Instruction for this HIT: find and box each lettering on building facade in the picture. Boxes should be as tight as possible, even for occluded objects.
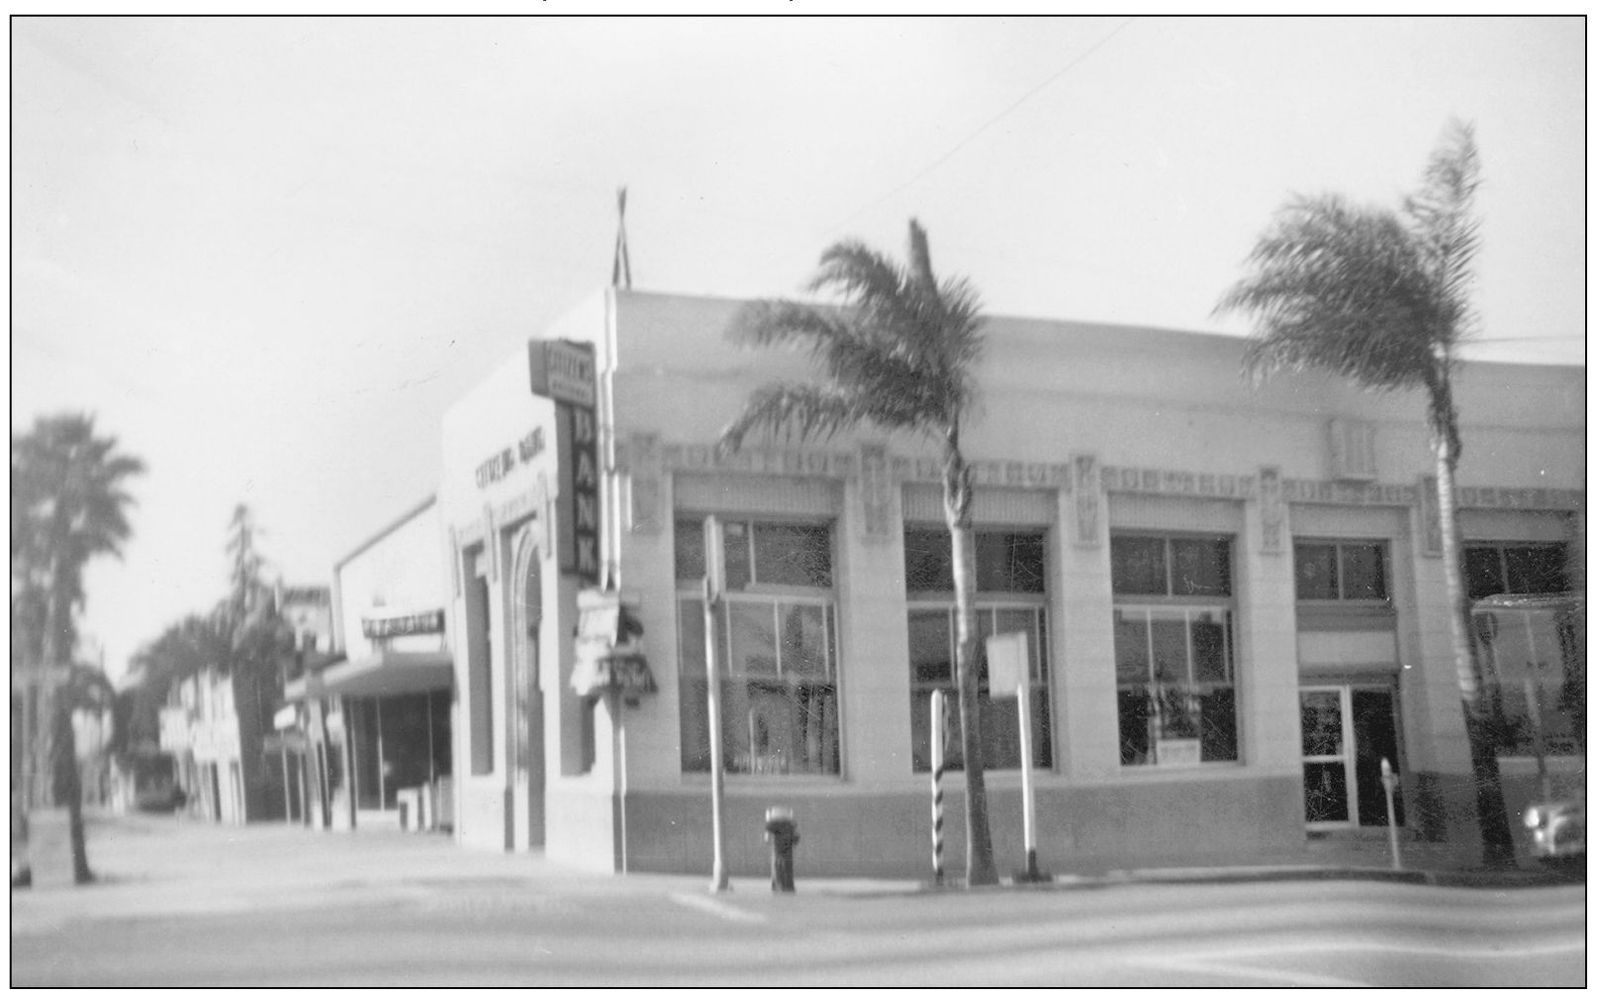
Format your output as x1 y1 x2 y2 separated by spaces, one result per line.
361 609 447 639
475 427 545 490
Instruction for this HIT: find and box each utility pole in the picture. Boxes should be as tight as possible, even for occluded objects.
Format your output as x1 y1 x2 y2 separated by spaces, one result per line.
703 515 729 892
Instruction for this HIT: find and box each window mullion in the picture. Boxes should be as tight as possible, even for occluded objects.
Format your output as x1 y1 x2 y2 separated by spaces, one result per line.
771 600 784 679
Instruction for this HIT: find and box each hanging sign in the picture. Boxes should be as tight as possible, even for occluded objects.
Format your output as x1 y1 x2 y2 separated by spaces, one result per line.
570 589 655 702
532 339 601 585
530 339 597 407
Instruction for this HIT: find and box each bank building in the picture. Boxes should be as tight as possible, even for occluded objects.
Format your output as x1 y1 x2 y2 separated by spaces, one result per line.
294 287 1583 879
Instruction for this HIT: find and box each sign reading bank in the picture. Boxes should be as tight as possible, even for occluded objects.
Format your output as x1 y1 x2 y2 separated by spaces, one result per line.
530 340 601 586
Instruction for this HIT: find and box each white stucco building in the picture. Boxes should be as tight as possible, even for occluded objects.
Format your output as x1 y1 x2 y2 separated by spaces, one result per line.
419 288 1583 877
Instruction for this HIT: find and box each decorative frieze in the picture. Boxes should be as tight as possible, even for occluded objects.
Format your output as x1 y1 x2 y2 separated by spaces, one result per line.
1457 486 1584 511
448 526 463 598
891 455 1071 489
657 442 857 478
625 432 664 534
1100 465 1258 499
858 443 893 539
1258 466 1285 554
1328 418 1378 481
1282 479 1418 506
1071 453 1101 548
1418 475 1443 557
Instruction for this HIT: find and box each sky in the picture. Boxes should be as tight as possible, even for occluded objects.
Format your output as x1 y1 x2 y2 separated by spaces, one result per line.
10 14 1586 682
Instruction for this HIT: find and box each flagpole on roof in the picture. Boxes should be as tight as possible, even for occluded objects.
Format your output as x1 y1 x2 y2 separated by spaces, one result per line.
611 186 632 290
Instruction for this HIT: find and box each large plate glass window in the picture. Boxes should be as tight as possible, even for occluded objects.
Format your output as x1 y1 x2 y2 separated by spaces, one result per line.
1465 542 1581 758
904 528 1050 772
1112 534 1238 766
676 518 839 776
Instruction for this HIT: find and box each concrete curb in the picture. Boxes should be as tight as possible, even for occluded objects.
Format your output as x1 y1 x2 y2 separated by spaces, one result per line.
841 863 1584 897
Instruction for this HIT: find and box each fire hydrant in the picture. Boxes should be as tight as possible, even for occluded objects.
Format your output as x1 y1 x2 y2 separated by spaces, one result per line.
764 806 798 893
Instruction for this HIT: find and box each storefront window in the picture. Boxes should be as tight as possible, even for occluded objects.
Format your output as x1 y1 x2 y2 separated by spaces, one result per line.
1295 541 1388 601
904 528 1051 772
1465 542 1571 601
1472 596 1585 758
1112 533 1238 767
676 517 840 776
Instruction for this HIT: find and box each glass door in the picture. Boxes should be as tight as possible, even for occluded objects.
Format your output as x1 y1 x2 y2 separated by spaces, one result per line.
1300 688 1352 826
1300 684 1404 829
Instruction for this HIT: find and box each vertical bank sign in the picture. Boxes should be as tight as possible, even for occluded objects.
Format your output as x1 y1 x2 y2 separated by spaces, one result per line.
530 340 601 585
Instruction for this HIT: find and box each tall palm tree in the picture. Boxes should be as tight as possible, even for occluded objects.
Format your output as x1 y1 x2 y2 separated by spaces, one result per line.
718 219 999 885
1216 120 1515 867
10 413 144 882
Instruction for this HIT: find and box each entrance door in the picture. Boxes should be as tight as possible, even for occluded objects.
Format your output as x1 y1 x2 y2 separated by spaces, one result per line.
1300 684 1404 828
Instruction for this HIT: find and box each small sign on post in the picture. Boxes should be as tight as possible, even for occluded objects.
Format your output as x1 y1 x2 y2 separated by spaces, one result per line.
985 631 1046 883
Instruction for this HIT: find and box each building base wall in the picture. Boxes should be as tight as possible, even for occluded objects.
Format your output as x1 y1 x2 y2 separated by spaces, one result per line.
616 774 1304 878
455 778 511 851
544 783 619 873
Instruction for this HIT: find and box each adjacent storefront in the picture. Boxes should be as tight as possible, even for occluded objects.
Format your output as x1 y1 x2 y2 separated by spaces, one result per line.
286 498 454 831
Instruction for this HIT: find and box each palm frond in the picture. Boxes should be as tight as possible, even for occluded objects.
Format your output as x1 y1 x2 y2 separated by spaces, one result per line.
721 221 986 454
1218 194 1443 392
717 383 867 455
1403 118 1481 350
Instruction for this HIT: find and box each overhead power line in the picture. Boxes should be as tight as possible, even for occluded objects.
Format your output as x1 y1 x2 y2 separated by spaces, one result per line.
828 16 1139 237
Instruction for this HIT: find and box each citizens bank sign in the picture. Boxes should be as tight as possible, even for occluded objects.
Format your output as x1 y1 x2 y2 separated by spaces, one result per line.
530 340 601 586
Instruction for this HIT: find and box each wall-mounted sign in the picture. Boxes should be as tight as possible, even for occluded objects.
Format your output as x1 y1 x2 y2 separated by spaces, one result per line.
529 339 598 407
361 609 447 639
535 339 601 585
570 589 654 703
475 427 546 489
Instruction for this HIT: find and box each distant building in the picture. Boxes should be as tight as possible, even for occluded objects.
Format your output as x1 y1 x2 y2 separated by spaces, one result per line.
158 586 333 825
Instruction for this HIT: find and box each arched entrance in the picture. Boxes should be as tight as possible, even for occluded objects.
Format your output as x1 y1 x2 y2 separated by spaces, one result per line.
508 526 546 849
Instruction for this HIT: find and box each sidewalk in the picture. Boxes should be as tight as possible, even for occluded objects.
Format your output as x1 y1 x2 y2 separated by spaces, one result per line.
10 810 1577 935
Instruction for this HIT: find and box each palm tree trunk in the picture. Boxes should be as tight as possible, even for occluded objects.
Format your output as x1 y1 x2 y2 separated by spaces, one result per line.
33 562 70 809
1431 376 1515 869
943 431 998 886
52 700 93 883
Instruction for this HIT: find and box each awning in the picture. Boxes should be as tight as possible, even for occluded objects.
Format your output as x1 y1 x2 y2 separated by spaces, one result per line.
284 649 453 701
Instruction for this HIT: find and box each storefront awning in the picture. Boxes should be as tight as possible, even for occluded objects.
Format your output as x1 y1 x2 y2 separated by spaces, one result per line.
285 649 453 701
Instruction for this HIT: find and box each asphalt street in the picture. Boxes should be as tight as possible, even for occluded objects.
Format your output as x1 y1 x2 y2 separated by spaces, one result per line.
10 814 1586 987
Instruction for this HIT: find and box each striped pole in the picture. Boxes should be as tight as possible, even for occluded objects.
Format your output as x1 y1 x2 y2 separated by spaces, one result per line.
930 688 946 886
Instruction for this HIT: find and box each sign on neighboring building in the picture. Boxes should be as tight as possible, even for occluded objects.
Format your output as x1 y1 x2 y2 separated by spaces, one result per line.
361 609 447 639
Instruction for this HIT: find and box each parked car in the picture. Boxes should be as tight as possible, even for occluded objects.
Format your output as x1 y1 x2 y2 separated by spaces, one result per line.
1524 797 1585 872
134 780 186 814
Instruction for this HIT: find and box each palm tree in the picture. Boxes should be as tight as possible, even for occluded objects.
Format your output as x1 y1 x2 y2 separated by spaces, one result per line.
1216 120 1514 867
10 413 144 882
718 219 999 885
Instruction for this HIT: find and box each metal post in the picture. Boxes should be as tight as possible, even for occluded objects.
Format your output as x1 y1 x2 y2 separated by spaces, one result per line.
703 515 729 892
1524 677 1552 804
1380 757 1401 870
930 689 946 886
1017 670 1039 881
280 743 293 821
